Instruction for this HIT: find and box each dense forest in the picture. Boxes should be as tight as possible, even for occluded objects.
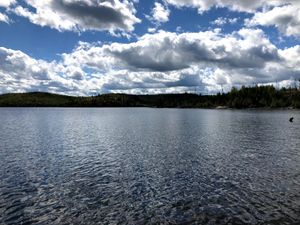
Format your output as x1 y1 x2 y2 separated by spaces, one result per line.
0 85 299 108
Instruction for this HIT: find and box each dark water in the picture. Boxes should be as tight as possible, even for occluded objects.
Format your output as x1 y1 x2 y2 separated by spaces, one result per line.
0 108 300 225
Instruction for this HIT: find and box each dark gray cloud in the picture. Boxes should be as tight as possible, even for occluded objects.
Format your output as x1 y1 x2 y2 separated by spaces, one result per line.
13 0 140 32
101 72 204 91
51 0 135 31
166 74 203 87
111 46 190 72
219 46 280 69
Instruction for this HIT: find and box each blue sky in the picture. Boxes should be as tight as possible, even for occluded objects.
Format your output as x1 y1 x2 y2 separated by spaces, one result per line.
0 0 300 95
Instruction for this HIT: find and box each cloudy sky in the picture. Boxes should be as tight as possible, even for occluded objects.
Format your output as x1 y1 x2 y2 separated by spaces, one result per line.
0 0 300 95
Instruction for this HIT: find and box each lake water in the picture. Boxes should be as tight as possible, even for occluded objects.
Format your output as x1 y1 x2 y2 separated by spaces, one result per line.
0 108 300 225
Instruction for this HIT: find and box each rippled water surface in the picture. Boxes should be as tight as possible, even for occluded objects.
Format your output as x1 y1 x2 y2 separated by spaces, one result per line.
1 108 300 225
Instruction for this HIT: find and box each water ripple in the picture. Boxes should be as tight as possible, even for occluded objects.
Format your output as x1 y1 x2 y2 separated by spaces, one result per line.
0 108 300 224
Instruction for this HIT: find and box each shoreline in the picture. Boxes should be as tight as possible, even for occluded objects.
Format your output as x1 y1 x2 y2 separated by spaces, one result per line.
1 87 299 109
0 106 299 110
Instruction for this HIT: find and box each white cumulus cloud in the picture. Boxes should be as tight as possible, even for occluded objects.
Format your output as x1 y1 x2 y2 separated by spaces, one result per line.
211 17 238 26
0 0 15 8
246 4 300 38
0 12 9 23
1 28 300 95
165 0 299 13
165 0 300 37
151 2 170 23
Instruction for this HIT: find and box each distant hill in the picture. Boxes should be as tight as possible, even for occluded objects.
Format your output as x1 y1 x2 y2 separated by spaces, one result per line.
0 92 76 107
0 86 299 108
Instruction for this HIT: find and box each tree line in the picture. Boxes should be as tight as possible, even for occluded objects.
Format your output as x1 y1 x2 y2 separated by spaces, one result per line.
0 85 299 108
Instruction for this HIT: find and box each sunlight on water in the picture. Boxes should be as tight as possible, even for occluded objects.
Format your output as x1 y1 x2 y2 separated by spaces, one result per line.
0 108 300 224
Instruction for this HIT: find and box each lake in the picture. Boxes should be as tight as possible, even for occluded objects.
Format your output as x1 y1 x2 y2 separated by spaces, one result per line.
0 108 300 225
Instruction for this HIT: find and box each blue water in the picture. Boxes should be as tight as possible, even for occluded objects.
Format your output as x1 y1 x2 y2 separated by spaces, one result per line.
0 108 300 224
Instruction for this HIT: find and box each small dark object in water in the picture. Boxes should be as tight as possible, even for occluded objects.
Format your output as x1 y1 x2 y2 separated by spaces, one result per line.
289 117 294 123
